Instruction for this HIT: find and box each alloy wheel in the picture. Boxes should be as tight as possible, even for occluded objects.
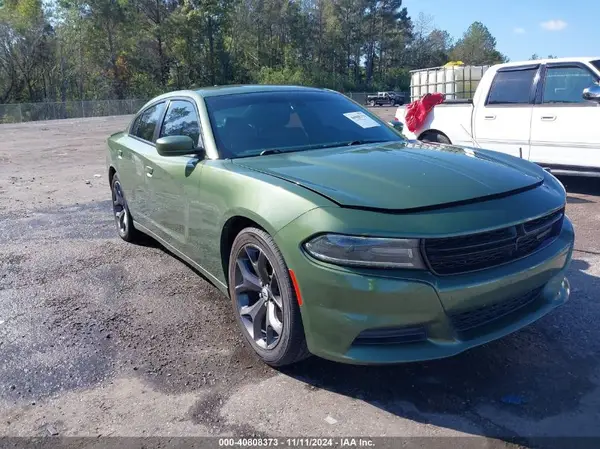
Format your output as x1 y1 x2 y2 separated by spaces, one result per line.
234 244 284 349
111 180 128 236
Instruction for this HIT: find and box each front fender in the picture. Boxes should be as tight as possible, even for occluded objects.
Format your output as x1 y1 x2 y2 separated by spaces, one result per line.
189 160 335 287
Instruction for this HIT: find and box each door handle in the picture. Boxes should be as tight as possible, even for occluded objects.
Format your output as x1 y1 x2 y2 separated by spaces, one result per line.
484 115 496 120
145 166 154 177
117 149 123 159
541 116 556 121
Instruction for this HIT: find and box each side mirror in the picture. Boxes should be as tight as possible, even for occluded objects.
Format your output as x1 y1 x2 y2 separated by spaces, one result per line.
388 120 404 133
156 135 203 157
582 83 600 103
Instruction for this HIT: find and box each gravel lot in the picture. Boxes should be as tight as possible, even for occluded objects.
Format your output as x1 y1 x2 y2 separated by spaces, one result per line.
1 108 600 447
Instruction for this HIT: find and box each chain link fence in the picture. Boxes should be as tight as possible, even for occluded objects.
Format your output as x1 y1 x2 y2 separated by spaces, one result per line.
0 99 149 124
344 92 369 105
0 93 399 124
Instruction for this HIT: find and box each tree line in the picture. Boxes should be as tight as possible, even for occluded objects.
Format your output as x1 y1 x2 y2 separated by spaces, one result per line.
0 0 510 104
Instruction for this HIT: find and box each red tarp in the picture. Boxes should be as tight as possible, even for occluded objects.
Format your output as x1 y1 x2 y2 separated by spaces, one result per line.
404 93 444 133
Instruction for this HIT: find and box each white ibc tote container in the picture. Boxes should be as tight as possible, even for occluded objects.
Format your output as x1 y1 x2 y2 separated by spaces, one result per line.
410 64 490 101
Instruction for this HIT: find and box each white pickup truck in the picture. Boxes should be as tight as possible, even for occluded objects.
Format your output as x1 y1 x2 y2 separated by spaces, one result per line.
395 57 600 176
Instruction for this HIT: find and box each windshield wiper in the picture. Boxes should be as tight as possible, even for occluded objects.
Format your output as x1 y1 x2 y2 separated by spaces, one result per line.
259 148 285 156
346 139 391 146
309 139 393 151
255 140 393 156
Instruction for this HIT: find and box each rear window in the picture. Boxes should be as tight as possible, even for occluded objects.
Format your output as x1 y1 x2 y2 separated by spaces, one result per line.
486 68 537 105
204 91 403 158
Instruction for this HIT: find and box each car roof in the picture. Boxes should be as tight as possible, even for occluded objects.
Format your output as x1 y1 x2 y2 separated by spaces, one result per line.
497 56 600 68
139 85 335 111
194 84 329 97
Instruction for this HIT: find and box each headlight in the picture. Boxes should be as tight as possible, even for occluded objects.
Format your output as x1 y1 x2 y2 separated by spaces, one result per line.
303 234 426 269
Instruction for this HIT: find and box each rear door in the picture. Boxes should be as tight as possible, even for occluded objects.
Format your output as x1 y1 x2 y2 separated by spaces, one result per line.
529 62 600 171
473 64 539 158
122 101 167 225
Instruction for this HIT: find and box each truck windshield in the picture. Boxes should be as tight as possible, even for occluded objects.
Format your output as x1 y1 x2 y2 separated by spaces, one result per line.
205 91 404 159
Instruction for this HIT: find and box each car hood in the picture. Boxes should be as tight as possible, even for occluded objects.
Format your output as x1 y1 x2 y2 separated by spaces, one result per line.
233 141 545 211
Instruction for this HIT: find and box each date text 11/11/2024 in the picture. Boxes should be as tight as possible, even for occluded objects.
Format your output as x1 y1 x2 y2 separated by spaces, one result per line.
218 438 376 447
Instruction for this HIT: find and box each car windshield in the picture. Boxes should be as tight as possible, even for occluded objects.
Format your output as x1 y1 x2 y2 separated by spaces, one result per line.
592 59 600 73
204 90 404 158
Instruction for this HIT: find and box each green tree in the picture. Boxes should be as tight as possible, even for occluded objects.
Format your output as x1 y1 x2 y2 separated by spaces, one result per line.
0 0 509 105
450 21 506 65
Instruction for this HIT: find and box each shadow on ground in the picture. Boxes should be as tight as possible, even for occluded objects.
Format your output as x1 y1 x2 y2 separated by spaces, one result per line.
559 175 600 198
280 259 600 446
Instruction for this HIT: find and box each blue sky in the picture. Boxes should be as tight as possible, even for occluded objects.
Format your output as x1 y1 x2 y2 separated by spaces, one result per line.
402 0 598 62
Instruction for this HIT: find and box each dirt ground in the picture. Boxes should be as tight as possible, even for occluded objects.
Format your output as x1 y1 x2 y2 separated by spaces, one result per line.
1 109 600 448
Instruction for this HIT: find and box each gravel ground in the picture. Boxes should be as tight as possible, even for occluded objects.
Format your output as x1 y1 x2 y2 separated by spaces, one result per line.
1 109 600 448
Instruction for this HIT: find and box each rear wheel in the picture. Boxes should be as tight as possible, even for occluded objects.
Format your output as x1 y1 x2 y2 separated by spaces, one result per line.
369 100 376 107
111 173 141 242
228 227 310 366
421 132 451 145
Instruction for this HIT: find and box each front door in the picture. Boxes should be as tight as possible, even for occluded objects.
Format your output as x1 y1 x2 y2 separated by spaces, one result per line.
529 63 600 170
473 65 538 158
144 99 203 249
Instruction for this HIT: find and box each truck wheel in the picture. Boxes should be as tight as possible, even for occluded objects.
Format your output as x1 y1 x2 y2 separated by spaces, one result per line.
369 100 375 107
422 132 451 145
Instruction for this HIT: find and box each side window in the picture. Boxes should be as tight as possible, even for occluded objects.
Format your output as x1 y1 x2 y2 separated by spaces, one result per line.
130 115 141 135
134 102 165 142
543 66 599 104
159 100 201 144
486 68 537 105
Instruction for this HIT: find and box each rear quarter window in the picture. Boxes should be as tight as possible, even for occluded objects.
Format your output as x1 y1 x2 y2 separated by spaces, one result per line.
130 114 143 135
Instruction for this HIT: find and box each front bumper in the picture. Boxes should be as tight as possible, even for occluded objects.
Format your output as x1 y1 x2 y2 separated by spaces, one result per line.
280 217 574 365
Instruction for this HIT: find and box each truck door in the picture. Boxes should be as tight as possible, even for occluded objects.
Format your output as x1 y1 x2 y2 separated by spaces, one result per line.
473 64 539 158
529 62 600 171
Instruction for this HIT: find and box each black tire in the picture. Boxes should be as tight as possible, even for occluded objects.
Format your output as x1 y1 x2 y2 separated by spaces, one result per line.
228 227 310 366
369 100 376 107
110 173 141 243
421 132 451 145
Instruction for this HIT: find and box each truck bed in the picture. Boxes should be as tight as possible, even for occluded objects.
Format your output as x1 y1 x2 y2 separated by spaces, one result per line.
395 102 475 145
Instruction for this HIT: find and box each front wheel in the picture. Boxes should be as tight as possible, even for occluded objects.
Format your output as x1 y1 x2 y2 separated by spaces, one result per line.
228 227 310 366
369 100 376 107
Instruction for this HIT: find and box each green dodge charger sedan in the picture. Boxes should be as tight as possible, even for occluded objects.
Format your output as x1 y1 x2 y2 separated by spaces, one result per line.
106 85 574 366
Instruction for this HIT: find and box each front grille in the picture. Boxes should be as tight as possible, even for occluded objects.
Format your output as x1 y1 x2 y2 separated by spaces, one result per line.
449 287 544 333
353 326 427 346
423 208 564 275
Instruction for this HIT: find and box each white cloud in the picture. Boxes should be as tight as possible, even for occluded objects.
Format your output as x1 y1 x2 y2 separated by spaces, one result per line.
513 27 526 34
540 20 568 31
